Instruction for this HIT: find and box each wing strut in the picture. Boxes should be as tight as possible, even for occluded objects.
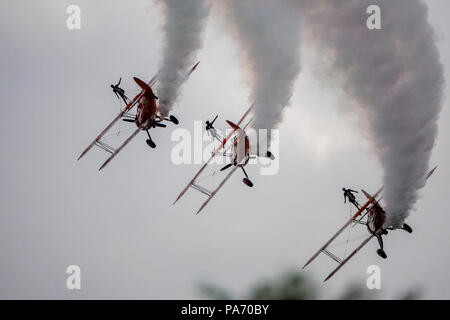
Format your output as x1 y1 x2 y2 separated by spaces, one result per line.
324 234 375 282
98 125 143 171
196 166 239 214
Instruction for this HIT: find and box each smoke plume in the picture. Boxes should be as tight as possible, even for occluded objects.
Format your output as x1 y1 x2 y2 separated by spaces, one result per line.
155 0 210 116
223 0 302 130
301 0 444 228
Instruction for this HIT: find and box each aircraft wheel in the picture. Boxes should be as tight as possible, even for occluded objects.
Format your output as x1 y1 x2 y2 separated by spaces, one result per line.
170 115 179 125
243 178 253 187
377 249 387 259
146 139 156 148
402 223 413 233
266 151 275 160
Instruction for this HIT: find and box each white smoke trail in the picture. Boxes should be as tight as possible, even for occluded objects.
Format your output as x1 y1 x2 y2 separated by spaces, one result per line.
155 0 210 116
301 0 444 228
223 0 302 130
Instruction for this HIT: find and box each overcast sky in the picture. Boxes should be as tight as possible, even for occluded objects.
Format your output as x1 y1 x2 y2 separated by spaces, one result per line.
0 0 449 299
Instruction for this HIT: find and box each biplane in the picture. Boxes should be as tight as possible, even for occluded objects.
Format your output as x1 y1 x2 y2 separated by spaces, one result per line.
302 166 437 282
77 62 200 170
173 104 275 214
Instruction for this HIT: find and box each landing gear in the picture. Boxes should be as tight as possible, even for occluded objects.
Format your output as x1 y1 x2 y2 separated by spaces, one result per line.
376 234 387 259
146 130 156 148
243 178 253 187
377 249 387 259
241 167 253 187
402 223 413 233
146 139 156 148
154 122 167 128
266 151 275 160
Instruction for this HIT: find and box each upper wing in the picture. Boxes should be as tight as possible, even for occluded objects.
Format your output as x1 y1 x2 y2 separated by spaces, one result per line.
173 104 254 205
242 115 254 131
302 186 383 269
182 61 200 82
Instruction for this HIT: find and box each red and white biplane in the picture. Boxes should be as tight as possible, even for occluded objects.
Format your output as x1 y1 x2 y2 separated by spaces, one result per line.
173 104 275 214
302 166 437 282
77 62 200 170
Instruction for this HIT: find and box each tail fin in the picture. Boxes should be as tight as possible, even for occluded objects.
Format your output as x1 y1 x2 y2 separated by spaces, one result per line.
226 120 240 130
133 77 154 94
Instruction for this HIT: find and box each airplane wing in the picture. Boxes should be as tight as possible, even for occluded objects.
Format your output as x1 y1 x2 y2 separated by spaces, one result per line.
182 61 200 82
302 186 383 269
173 104 254 208
242 115 254 131
77 94 142 161
361 189 380 204
323 234 375 282
98 125 143 171
77 71 160 162
196 165 239 214
148 69 161 87
357 166 436 225
425 166 437 181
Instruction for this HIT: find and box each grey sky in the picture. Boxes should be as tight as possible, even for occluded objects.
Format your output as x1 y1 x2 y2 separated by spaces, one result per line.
0 0 449 299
